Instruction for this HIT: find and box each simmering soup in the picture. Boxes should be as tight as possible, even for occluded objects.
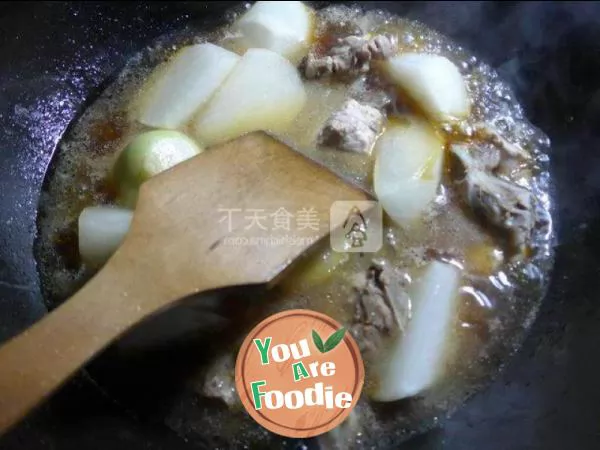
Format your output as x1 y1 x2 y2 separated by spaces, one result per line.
35 2 554 448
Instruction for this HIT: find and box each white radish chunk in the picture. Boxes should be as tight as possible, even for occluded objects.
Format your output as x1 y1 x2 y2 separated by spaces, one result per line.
131 43 240 129
372 261 461 402
383 54 470 121
193 48 306 146
112 130 202 207
234 1 314 63
373 118 444 226
78 206 133 269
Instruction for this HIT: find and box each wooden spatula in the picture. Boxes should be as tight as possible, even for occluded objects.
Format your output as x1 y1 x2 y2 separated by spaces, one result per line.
0 132 372 434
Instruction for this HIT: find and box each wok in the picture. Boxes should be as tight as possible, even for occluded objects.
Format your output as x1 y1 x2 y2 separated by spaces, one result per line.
0 1 599 449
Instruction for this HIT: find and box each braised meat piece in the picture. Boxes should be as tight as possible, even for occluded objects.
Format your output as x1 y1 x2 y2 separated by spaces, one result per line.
304 34 398 79
349 261 411 357
318 99 384 154
451 144 534 257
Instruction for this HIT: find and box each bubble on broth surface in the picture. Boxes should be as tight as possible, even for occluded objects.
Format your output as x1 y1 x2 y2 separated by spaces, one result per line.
34 4 554 448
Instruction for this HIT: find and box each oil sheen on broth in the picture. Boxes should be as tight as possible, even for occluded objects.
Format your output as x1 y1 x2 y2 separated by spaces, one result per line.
35 3 554 449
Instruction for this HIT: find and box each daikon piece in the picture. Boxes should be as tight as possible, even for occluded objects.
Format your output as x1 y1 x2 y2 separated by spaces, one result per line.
112 130 202 207
78 206 133 268
371 260 461 402
234 1 314 63
131 43 240 129
193 48 306 146
373 118 444 226
383 54 470 121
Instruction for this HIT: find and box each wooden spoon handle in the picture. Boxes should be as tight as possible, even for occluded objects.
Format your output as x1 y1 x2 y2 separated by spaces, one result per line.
0 246 183 435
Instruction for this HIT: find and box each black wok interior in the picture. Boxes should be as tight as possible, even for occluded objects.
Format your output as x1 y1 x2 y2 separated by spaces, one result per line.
1 1 600 449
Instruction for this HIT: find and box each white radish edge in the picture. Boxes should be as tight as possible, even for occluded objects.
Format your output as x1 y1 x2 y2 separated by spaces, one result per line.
371 260 462 402
383 53 470 121
193 48 307 146
132 43 240 129
373 118 444 226
234 1 314 63
78 206 133 269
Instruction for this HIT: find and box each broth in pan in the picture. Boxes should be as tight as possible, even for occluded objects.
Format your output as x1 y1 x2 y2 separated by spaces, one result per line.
36 2 553 448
